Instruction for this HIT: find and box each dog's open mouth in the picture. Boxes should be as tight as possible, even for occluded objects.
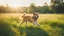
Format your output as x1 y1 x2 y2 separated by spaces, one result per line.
32 16 39 20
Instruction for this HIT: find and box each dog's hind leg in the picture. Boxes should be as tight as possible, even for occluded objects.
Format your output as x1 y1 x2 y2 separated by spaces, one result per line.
26 21 28 27
19 20 25 26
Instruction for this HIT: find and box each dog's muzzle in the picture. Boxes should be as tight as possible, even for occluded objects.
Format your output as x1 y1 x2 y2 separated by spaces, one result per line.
32 16 39 20
36 16 39 18
34 16 39 20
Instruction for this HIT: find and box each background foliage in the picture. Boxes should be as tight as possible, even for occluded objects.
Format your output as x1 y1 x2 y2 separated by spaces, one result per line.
0 0 64 13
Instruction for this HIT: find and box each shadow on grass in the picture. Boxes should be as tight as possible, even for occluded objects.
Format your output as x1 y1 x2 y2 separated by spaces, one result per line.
50 21 64 29
0 17 49 36
50 22 64 36
0 19 15 36
19 26 49 36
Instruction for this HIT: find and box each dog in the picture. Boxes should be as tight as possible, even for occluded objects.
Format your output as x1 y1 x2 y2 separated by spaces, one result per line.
19 12 40 26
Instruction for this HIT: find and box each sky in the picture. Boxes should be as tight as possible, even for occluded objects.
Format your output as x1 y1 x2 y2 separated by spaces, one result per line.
0 0 51 7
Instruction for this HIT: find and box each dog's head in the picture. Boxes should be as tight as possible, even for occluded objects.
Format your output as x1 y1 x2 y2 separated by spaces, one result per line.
32 12 39 20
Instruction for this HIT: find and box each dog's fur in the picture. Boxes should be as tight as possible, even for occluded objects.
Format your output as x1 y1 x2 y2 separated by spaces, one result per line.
19 12 40 26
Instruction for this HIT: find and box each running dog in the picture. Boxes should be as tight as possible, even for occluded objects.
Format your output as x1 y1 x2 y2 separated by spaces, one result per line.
19 12 40 26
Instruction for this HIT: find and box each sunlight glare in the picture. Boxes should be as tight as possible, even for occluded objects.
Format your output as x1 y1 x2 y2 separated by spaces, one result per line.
0 0 51 7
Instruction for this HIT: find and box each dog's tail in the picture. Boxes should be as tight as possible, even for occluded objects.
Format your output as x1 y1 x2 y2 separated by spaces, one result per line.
21 13 26 18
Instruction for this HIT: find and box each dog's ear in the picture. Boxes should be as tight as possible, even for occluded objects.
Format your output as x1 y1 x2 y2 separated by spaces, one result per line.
33 12 36 15
37 12 39 14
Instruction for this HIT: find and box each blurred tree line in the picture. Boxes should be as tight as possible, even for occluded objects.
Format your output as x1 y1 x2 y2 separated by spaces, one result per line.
27 3 54 13
0 0 64 13
0 4 17 13
50 0 64 13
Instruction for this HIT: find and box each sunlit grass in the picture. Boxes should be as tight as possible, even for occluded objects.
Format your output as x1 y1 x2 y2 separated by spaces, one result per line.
0 13 64 36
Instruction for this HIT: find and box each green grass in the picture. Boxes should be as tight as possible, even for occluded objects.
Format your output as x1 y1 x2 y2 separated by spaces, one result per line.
0 13 64 36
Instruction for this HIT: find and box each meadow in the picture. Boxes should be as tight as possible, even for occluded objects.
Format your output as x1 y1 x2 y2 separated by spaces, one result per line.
0 13 64 36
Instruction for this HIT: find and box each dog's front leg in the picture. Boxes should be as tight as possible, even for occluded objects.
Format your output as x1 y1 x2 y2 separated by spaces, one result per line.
33 21 40 26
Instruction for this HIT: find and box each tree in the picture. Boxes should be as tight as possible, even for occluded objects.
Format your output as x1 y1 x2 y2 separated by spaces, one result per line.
0 5 6 13
28 3 37 13
38 2 52 13
50 0 64 13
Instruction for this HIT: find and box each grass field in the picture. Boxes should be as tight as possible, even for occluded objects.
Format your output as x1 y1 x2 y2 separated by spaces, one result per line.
0 13 64 36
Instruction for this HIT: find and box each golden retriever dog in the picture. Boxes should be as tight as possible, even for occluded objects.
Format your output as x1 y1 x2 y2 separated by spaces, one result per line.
19 12 40 26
